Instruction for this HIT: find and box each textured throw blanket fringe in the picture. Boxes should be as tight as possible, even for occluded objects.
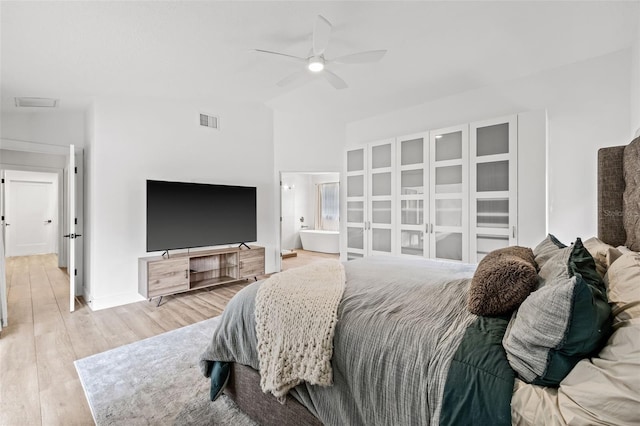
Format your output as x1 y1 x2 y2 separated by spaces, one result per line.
255 259 346 401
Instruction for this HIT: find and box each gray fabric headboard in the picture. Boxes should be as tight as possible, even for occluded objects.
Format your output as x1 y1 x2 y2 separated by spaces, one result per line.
598 136 640 248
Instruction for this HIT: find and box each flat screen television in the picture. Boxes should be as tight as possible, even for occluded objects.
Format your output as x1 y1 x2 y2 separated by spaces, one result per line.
146 180 257 252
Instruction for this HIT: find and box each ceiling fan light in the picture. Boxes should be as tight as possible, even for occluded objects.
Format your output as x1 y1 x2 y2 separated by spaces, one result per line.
308 61 324 72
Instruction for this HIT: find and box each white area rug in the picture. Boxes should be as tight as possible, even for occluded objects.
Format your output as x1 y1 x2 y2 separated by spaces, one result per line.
74 316 256 425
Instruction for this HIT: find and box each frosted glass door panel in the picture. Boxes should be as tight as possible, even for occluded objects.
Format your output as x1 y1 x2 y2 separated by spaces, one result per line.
436 199 462 227
372 200 392 224
477 161 509 192
477 123 509 156
477 199 509 228
347 149 365 172
372 144 392 169
372 173 392 196
347 175 364 197
435 165 462 193
435 132 463 161
401 138 424 165
347 227 364 250
435 232 462 261
372 229 392 253
401 169 424 194
401 230 423 256
477 235 509 261
401 200 423 225
347 201 364 223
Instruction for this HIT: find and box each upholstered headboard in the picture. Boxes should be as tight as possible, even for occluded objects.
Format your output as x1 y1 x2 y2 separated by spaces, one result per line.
598 136 640 249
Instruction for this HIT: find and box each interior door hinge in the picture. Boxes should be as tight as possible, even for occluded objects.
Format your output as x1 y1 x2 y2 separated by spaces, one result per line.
1 178 4 183
75 218 78 225
74 167 77 174
74 269 77 276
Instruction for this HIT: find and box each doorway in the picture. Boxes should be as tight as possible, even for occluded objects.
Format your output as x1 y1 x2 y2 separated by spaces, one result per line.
279 171 340 271
4 170 59 257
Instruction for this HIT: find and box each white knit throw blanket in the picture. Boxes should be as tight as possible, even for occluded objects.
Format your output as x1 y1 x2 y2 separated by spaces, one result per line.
254 259 346 401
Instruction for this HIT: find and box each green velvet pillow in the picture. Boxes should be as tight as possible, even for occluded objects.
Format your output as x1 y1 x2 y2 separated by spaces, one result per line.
503 238 612 386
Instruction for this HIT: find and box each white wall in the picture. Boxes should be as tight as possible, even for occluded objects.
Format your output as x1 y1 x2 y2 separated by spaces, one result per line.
347 49 631 245
1 111 86 147
273 110 345 173
281 174 312 250
85 97 275 310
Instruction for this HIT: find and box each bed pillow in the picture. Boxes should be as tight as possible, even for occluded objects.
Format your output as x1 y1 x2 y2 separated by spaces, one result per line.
532 234 566 270
583 237 623 278
468 246 538 316
503 238 612 387
604 252 640 326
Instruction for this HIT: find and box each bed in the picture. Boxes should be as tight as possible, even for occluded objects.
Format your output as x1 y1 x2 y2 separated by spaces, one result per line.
200 137 640 425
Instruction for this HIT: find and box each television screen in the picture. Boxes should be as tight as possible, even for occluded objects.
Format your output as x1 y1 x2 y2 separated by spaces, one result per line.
146 180 257 252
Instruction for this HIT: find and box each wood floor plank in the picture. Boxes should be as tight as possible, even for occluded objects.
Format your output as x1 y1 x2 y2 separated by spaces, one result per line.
0 250 331 425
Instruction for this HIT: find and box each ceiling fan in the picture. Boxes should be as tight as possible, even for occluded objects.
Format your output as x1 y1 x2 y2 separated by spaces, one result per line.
254 15 387 90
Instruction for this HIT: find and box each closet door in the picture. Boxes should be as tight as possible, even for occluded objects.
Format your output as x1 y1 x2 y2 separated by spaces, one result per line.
470 115 518 262
429 125 469 262
397 133 429 257
345 146 368 260
368 140 395 256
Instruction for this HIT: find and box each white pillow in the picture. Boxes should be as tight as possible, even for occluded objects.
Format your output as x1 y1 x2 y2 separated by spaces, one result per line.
604 252 640 327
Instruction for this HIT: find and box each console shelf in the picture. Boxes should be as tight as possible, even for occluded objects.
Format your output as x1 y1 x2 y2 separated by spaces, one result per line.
138 245 264 304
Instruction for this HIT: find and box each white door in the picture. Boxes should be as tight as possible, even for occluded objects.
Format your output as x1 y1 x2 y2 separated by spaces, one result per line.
5 171 58 257
344 146 368 260
429 125 470 262
368 139 395 256
469 115 518 262
67 145 77 312
397 133 429 257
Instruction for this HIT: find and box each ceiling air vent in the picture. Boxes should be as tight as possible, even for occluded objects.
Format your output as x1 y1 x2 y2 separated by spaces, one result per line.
15 97 59 108
199 113 219 130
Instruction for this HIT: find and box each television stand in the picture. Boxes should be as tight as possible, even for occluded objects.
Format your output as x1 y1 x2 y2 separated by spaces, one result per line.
138 245 265 305
238 242 251 250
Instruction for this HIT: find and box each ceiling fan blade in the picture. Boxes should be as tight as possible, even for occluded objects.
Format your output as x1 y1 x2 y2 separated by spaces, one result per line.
323 69 348 90
276 70 312 87
253 49 306 62
332 50 387 64
313 15 332 55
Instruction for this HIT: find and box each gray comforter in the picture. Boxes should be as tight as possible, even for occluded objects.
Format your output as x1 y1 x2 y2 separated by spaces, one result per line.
200 256 477 425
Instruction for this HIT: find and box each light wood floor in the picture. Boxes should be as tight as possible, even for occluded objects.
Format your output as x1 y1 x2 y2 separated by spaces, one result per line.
0 249 337 425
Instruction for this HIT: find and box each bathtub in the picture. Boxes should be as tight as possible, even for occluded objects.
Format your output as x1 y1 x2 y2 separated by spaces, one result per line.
299 229 340 254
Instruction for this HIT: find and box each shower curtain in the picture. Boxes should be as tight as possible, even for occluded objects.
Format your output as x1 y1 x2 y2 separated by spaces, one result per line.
315 182 340 231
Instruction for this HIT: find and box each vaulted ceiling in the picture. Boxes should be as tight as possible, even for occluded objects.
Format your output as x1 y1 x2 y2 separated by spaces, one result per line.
2 1 639 122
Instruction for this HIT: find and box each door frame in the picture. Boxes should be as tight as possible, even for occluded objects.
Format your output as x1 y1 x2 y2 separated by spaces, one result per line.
277 170 341 272
0 139 84 295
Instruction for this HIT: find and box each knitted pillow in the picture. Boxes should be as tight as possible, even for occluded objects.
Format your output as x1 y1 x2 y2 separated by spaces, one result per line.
468 246 538 316
503 238 612 387
532 234 566 270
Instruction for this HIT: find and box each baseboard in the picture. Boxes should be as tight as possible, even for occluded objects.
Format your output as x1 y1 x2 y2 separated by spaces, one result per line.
84 289 145 311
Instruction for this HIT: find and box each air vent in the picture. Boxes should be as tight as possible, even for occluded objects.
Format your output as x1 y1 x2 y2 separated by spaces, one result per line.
15 97 59 108
199 113 219 130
